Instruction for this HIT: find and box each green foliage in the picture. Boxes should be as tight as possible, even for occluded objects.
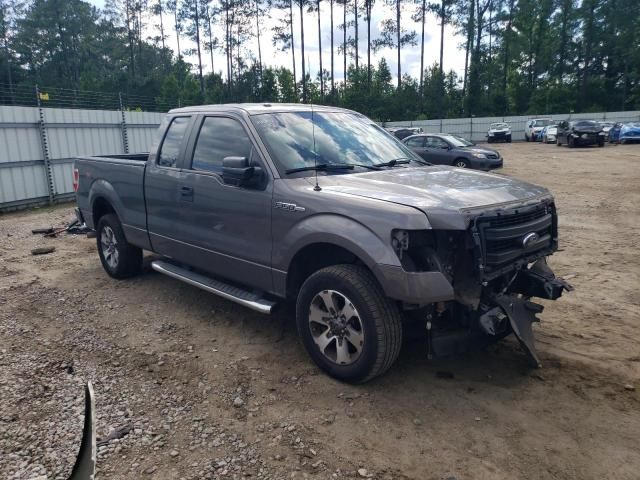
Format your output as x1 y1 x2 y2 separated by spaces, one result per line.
0 0 638 118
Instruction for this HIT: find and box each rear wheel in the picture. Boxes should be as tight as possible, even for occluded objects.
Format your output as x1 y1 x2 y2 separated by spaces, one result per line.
525 133 530 142
453 158 469 168
598 139 605 147
296 265 402 383
96 214 142 279
568 136 575 148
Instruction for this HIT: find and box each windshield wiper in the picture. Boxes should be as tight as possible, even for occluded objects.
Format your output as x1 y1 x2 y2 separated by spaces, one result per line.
286 162 384 174
285 163 354 174
377 158 412 168
380 156 432 167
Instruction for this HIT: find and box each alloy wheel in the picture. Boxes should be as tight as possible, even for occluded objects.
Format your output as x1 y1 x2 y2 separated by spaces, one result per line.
308 290 365 365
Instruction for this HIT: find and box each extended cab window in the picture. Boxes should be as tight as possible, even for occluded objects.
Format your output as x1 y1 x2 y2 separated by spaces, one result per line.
158 116 190 167
192 117 253 173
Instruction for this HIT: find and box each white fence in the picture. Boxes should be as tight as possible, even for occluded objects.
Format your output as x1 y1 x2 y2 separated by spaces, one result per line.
0 106 164 211
384 111 640 143
2 106 640 212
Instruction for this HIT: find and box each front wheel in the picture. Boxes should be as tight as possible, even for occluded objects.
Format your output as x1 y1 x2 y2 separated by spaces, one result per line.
507 136 512 143
568 136 575 148
96 214 142 279
454 158 470 168
296 265 403 383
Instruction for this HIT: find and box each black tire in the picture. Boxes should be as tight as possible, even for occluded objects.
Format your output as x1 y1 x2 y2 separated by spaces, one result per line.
96 213 142 279
556 138 562 147
568 136 575 148
525 134 530 142
453 158 469 168
295 264 403 383
598 139 604 147
507 136 512 143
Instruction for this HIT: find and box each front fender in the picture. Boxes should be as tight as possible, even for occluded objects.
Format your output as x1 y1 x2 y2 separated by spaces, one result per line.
277 213 400 273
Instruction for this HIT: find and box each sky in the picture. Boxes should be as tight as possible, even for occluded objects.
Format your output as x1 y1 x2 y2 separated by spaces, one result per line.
89 0 467 84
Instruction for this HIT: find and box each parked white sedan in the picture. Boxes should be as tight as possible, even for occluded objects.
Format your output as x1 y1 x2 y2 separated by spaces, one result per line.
541 125 559 143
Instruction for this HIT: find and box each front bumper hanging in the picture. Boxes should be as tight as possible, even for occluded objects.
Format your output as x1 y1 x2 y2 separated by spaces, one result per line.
493 259 573 367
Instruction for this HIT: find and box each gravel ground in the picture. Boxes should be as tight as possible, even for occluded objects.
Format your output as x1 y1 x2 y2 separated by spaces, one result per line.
1 142 639 480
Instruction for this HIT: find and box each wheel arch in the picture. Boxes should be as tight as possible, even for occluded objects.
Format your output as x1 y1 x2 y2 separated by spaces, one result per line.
285 242 376 300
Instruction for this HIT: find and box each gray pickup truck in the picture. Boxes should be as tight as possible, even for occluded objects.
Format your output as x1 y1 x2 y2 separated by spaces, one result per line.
74 103 572 383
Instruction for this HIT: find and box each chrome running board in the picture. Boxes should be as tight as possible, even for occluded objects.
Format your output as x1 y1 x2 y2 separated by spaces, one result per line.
151 260 276 314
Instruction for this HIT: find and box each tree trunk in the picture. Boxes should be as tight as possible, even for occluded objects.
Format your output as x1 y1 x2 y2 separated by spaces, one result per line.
343 0 347 82
330 0 335 94
158 0 166 50
581 0 595 108
396 0 401 89
225 0 232 89
461 0 474 100
207 6 214 72
317 0 324 98
366 0 371 88
125 1 136 78
299 1 307 101
502 0 514 97
256 0 263 76
174 9 182 60
194 0 205 94
354 0 358 71
289 0 297 94
439 0 445 74
419 0 426 92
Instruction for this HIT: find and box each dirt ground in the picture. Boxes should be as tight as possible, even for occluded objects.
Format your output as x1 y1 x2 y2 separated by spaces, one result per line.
1 142 639 480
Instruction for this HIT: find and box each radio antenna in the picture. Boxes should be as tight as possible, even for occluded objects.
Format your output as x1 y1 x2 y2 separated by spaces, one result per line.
311 103 321 191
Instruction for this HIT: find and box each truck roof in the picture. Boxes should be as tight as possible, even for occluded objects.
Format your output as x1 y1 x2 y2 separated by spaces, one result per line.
169 103 357 116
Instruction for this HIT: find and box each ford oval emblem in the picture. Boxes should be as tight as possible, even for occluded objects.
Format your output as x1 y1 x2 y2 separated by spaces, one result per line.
522 232 539 248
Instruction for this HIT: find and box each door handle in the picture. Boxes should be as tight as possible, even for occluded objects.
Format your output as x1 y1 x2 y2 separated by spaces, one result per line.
180 185 194 201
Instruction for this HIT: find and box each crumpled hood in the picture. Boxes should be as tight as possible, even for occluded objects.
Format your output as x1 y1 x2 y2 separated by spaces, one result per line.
319 166 551 228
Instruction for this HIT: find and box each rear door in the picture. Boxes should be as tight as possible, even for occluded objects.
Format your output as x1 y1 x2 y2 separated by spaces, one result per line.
404 136 427 160
175 114 274 292
145 115 195 256
424 136 452 165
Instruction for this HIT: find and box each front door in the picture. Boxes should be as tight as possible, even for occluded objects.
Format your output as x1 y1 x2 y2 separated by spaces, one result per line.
424 136 452 165
176 115 274 293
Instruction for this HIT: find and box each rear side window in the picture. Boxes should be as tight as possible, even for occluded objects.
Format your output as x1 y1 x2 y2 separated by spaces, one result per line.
191 117 253 173
405 137 424 147
158 116 190 167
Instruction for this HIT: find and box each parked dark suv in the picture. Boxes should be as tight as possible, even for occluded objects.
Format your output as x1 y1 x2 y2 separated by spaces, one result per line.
403 133 503 170
556 120 605 148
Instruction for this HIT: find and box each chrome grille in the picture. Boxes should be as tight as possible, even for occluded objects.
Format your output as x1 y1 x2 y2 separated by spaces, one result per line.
472 203 556 277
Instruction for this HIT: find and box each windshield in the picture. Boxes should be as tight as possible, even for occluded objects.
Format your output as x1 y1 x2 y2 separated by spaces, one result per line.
491 123 508 129
251 111 420 175
534 119 551 127
441 134 474 147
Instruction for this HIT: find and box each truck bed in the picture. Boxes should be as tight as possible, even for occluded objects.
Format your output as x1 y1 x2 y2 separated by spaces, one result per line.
74 154 150 248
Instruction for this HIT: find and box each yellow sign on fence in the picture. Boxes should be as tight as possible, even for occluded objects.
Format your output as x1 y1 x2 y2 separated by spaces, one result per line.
38 92 49 101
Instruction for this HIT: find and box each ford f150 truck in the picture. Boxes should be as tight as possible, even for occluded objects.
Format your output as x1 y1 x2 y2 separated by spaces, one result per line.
74 104 572 383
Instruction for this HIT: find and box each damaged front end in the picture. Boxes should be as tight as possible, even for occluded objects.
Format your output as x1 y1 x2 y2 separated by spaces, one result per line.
481 259 573 367
399 200 573 367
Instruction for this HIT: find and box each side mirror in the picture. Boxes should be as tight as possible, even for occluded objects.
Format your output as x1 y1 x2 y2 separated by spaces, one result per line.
222 156 263 188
